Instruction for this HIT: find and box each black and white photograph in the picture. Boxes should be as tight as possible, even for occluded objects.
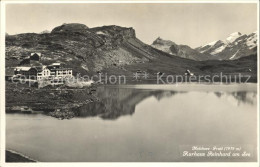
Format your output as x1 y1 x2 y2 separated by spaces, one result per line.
0 0 259 166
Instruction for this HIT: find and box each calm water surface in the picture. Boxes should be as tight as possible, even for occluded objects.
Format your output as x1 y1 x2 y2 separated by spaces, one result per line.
6 84 257 162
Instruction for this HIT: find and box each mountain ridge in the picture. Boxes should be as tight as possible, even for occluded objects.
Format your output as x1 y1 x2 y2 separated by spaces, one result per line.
151 37 212 61
196 31 257 60
5 23 257 82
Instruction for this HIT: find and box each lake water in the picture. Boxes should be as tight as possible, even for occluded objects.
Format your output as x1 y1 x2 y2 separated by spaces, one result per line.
6 84 257 162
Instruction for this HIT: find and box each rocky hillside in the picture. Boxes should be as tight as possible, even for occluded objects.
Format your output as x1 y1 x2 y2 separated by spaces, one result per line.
5 23 257 81
151 37 212 61
6 23 155 75
196 32 257 60
5 23 206 75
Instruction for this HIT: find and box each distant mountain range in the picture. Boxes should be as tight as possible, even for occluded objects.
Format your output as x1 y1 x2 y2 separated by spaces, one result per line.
152 31 257 61
151 37 212 61
196 31 257 60
5 23 257 81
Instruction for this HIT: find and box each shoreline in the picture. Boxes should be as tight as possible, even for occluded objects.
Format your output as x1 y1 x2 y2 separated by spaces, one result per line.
6 82 257 120
6 150 37 162
104 82 257 92
5 81 99 119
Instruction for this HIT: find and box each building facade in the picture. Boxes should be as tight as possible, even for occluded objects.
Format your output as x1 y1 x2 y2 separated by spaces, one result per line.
14 67 37 79
13 63 73 81
36 66 51 80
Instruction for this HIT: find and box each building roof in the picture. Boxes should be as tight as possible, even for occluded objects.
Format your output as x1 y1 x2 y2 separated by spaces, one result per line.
14 67 31 71
34 66 43 72
48 63 62 70
30 53 41 57
14 64 71 74
34 66 51 72
50 68 72 71
51 63 61 66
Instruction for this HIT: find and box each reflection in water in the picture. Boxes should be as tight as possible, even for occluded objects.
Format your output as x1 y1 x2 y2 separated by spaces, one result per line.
6 85 257 162
214 91 256 106
76 87 180 119
77 86 256 120
231 92 256 106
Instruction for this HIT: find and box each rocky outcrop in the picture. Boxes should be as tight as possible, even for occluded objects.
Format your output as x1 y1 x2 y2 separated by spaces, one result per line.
51 23 89 33
151 37 211 61
5 23 151 74
91 25 136 39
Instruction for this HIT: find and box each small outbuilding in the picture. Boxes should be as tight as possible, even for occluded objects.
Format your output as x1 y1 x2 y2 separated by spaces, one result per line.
30 53 42 61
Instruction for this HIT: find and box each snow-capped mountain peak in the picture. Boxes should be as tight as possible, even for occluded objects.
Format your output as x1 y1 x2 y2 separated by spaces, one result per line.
201 40 218 48
196 31 257 60
208 40 218 46
225 32 242 43
246 31 257 49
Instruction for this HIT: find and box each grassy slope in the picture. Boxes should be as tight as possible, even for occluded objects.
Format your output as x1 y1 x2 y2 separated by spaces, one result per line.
104 46 257 78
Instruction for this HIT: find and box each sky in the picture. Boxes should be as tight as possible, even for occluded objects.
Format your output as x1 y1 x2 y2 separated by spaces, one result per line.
5 3 258 48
